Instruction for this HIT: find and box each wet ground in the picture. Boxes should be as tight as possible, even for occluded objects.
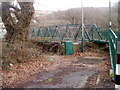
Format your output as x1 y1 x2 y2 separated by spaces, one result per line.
7 54 114 88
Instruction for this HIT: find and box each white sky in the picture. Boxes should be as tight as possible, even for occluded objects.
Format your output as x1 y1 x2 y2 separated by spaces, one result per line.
34 0 118 11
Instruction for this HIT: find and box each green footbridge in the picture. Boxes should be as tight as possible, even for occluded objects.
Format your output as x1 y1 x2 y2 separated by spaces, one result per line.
31 24 120 82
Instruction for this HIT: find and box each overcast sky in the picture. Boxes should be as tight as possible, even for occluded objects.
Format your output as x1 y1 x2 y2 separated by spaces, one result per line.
34 0 118 11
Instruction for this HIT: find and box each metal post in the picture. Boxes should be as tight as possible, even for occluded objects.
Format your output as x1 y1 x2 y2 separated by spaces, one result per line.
115 53 120 90
109 0 112 28
109 0 113 81
81 0 84 52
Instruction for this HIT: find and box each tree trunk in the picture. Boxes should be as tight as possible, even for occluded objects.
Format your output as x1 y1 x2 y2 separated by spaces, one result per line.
1 1 34 43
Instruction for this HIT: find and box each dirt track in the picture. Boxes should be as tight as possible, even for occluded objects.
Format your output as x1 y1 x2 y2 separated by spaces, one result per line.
3 53 114 88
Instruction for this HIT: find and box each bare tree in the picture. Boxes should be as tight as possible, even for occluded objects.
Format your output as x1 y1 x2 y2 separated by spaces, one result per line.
1 1 34 43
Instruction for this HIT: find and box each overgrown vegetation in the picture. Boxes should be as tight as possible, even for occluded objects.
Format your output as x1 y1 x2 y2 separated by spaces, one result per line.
2 39 65 71
2 41 41 70
84 42 109 55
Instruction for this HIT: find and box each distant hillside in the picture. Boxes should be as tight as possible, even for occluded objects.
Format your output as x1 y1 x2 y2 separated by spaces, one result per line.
35 10 53 16
31 7 118 29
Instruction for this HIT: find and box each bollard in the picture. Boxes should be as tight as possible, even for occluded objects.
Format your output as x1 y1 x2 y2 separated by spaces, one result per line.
115 53 120 90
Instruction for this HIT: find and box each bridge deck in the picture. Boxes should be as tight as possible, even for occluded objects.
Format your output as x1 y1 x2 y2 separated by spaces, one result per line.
93 39 108 44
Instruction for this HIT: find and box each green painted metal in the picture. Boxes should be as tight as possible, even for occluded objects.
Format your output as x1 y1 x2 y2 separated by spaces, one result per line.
74 25 82 40
93 40 108 44
100 30 120 41
109 28 118 81
81 37 84 52
52 26 57 38
100 30 109 41
84 27 91 41
31 24 107 43
114 31 120 41
64 41 74 55
93 24 103 40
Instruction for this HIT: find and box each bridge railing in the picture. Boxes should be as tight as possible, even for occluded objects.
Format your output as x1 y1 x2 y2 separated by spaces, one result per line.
109 28 118 80
85 24 104 41
30 24 106 42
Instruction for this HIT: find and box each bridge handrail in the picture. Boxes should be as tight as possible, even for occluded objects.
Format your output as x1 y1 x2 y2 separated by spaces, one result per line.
109 28 118 80
93 24 103 40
